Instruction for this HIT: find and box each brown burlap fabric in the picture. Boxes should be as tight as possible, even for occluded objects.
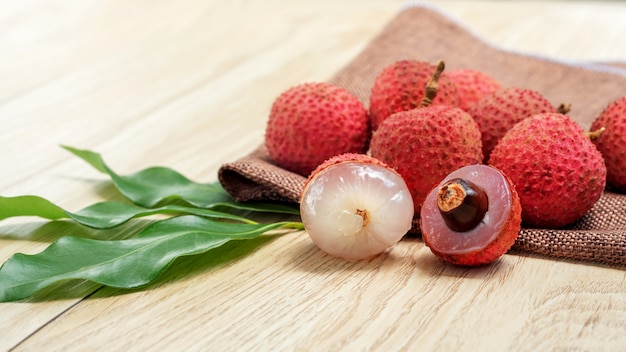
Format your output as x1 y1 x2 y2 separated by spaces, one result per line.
218 5 626 267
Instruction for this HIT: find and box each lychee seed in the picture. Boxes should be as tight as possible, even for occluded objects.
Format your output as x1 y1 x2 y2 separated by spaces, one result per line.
437 178 489 233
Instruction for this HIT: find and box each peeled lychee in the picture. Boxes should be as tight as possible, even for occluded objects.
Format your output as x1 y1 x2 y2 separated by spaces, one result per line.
489 113 606 228
469 87 557 161
447 68 502 111
299 153 414 260
420 164 522 266
265 82 370 176
368 60 460 130
589 96 626 192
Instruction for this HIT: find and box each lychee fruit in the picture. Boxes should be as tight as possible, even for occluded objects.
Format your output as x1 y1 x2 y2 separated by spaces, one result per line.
468 87 558 162
368 59 460 130
447 68 502 111
299 153 414 260
420 164 522 266
589 96 626 192
265 82 370 176
370 61 483 214
489 113 606 228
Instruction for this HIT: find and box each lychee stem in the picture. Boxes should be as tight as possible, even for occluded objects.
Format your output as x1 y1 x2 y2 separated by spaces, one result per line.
557 103 572 115
437 178 489 232
420 60 445 108
587 127 606 141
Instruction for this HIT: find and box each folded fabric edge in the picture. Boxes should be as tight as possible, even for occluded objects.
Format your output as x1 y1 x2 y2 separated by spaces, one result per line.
399 2 626 78
218 144 305 203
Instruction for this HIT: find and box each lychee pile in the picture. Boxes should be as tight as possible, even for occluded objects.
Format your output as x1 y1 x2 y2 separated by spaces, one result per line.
264 58 620 266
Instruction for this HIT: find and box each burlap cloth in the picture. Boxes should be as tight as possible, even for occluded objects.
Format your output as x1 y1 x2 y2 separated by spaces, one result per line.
218 4 626 267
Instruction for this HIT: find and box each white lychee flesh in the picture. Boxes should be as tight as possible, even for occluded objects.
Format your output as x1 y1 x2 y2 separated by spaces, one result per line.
300 162 414 259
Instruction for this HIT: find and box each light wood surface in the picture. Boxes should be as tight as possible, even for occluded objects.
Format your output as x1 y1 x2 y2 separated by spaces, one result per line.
1 1 626 350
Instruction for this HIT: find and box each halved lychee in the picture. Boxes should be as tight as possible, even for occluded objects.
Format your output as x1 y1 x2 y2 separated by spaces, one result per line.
420 164 522 266
299 153 414 260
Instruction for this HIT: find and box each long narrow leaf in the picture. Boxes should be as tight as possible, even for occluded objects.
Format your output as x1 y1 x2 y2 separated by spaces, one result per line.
62 145 300 214
0 195 255 229
70 202 256 228
0 195 68 221
62 145 237 208
0 215 303 302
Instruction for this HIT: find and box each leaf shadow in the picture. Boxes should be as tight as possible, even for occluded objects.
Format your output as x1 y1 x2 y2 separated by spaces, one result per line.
286 235 414 275
286 234 508 281
57 174 125 203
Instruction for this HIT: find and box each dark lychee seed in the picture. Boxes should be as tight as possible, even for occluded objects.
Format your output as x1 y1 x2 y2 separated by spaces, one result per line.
437 178 489 232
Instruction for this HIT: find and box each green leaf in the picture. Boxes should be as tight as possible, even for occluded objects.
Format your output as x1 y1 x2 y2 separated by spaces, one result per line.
0 195 68 221
70 202 257 228
0 215 303 302
0 195 255 229
62 145 300 215
62 145 237 208
212 200 300 215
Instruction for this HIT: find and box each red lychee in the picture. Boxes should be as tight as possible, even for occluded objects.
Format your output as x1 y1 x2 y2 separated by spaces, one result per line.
369 62 483 214
368 59 460 130
489 113 606 228
589 96 626 192
469 87 558 162
265 82 370 176
420 164 522 266
447 68 502 111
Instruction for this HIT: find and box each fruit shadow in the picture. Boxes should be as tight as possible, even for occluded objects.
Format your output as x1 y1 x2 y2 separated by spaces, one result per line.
287 234 507 280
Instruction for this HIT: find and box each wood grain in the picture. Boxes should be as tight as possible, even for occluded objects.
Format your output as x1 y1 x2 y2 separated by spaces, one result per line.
1 0 626 350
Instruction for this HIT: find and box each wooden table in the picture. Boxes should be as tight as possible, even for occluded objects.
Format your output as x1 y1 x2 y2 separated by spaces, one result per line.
1 1 625 350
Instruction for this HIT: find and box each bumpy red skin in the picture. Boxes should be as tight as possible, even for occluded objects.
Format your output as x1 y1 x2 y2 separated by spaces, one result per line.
302 153 395 197
447 69 502 111
368 60 460 130
265 82 370 176
421 170 522 266
489 113 607 228
469 88 556 162
590 96 626 192
369 105 483 214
